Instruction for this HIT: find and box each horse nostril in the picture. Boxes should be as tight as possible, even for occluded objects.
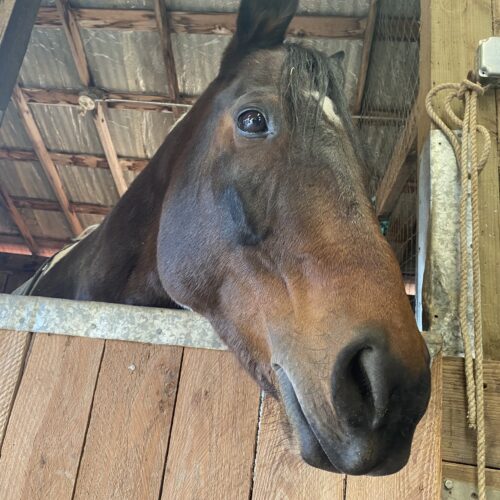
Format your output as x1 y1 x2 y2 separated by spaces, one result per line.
349 349 375 414
333 343 393 431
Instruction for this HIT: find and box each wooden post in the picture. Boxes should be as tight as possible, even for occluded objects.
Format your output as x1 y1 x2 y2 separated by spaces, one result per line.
0 0 41 126
418 0 500 359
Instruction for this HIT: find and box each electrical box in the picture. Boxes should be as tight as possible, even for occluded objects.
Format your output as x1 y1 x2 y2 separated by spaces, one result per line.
476 37 500 87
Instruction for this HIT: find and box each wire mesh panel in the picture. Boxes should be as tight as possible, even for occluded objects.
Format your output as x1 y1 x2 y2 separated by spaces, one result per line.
358 0 420 301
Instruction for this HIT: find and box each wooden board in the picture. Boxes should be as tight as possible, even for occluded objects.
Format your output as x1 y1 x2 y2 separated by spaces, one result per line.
0 334 104 500
345 355 442 500
442 357 500 468
418 0 500 360
0 330 31 449
73 342 183 500
443 461 500 489
161 348 260 499
251 395 346 500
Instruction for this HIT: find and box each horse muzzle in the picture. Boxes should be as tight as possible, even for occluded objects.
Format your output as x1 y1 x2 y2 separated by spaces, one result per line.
273 331 431 476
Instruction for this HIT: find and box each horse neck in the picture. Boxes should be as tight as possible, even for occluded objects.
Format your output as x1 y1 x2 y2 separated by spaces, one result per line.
32 144 176 307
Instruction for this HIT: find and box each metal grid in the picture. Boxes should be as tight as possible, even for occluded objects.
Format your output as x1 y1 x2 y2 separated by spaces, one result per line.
358 0 420 297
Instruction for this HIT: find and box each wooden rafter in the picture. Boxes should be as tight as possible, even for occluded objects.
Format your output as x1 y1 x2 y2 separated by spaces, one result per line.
0 184 39 255
0 234 67 257
375 104 417 218
154 0 179 102
353 0 378 114
11 86 83 236
10 196 112 217
0 148 148 172
35 7 368 39
54 0 130 199
93 102 129 196
54 0 92 86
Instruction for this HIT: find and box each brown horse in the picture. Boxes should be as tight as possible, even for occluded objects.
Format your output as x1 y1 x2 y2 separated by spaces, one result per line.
18 0 430 476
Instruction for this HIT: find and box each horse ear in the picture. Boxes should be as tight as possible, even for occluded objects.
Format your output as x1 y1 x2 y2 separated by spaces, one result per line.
329 51 346 89
221 0 298 70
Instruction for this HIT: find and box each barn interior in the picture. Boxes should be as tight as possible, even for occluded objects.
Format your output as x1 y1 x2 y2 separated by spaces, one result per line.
0 0 419 298
1 1 500 498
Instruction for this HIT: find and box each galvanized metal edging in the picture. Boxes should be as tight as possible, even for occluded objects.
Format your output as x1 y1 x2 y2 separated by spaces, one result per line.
0 294 441 357
0 293 226 350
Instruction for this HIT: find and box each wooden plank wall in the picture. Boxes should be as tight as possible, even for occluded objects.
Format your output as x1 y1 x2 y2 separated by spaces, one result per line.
0 329 445 500
418 0 500 359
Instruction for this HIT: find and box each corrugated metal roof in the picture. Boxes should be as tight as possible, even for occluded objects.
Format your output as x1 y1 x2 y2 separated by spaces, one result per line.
0 201 19 235
30 104 103 155
0 103 33 150
20 208 72 239
82 29 169 94
0 160 55 200
19 28 83 90
1 0 418 251
106 108 175 158
56 164 120 205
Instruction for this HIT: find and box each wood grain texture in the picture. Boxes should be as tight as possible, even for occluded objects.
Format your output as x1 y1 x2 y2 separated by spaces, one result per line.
11 86 83 236
376 106 417 217
154 0 179 102
353 0 377 113
11 196 112 216
0 147 149 172
443 461 500 490
0 330 31 450
0 334 104 500
93 102 129 197
419 0 500 359
35 8 368 39
73 342 182 500
252 395 346 500
55 0 91 86
345 355 442 500
442 357 500 468
161 349 260 500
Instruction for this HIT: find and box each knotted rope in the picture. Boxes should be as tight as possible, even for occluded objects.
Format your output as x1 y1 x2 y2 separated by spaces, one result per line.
426 78 491 500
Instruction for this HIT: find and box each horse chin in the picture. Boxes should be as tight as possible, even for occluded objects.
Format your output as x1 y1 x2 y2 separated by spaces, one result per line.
274 365 412 477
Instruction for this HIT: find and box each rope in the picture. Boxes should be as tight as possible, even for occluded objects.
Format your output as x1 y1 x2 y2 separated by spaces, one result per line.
425 79 491 500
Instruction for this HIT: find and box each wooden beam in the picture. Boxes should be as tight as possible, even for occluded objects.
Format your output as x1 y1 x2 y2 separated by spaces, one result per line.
11 86 83 236
10 196 112 216
353 0 378 114
0 147 148 172
54 0 92 86
443 462 500 494
0 0 41 126
20 87 194 111
93 102 129 197
35 7 368 39
0 185 38 255
376 104 417 217
0 235 65 257
154 0 179 102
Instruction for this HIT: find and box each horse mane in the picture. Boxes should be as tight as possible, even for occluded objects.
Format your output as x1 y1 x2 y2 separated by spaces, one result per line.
280 42 369 179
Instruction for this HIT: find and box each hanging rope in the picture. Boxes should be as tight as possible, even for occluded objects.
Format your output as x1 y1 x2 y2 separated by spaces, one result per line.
425 78 491 500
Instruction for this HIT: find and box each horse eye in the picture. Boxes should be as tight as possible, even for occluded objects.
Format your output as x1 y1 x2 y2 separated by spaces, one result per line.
237 110 268 135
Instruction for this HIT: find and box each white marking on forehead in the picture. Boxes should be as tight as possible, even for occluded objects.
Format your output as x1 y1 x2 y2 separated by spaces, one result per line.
307 91 342 127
